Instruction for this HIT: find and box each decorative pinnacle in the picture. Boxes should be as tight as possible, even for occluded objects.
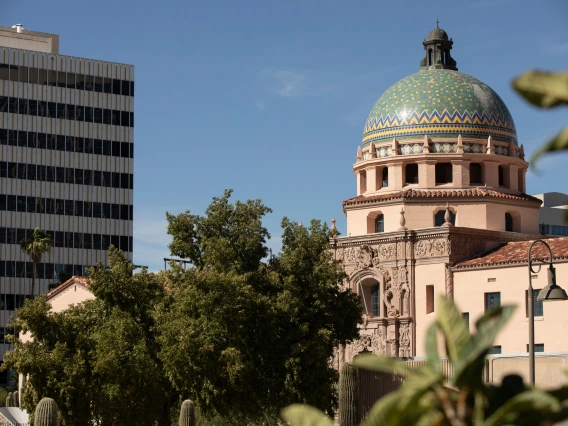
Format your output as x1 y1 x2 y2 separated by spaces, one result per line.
442 203 453 227
436 18 439 28
331 217 337 231
399 207 407 230
299 221 303 228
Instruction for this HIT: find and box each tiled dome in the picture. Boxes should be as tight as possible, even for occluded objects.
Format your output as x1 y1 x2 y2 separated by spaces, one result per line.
362 70 517 148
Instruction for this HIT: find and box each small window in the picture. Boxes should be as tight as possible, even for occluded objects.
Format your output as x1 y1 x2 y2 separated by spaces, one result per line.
505 213 513 232
525 289 543 317
527 344 544 353
470 163 482 185
371 284 380 317
485 292 501 312
375 214 384 233
463 312 469 332
428 49 433 66
382 167 388 188
405 164 418 185
435 210 456 226
498 166 504 186
435 163 452 184
426 285 434 314
488 346 502 355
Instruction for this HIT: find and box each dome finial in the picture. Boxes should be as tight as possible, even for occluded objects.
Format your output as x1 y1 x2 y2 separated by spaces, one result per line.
421 24 457 71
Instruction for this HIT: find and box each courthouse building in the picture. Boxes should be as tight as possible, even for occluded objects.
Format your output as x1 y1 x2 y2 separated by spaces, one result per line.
0 24 134 373
333 24 568 365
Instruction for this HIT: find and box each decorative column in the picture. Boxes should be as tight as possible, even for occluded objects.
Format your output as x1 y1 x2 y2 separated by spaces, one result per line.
416 160 436 188
484 160 500 188
508 164 520 191
365 166 377 193
451 159 470 188
389 162 404 190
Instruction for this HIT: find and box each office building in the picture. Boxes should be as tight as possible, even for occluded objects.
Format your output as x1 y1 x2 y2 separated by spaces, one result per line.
0 24 134 371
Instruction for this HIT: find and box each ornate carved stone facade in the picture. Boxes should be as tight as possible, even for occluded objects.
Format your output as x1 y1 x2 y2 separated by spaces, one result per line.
331 227 502 362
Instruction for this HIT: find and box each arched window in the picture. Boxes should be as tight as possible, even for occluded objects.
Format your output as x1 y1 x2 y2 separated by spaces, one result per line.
405 164 418 185
505 213 513 232
518 168 524 192
443 50 447 65
375 214 384 233
371 284 380 317
498 166 504 186
470 163 482 185
428 49 433 66
435 210 456 226
435 163 453 184
382 167 389 188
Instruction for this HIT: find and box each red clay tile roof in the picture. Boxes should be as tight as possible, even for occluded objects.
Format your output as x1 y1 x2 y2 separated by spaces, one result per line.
343 188 542 207
455 238 568 269
46 276 90 300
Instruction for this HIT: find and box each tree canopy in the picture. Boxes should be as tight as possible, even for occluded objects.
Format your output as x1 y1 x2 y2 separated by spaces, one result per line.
3 190 362 424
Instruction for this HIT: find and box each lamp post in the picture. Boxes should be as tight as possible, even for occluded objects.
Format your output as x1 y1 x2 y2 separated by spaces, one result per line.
528 239 568 386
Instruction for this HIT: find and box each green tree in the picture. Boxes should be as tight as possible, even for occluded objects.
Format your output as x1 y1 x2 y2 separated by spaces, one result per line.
2 248 177 426
158 191 361 422
282 296 568 426
513 71 568 163
19 228 52 297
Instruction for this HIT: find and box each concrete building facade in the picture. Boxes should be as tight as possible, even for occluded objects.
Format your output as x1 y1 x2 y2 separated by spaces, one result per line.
0 24 134 374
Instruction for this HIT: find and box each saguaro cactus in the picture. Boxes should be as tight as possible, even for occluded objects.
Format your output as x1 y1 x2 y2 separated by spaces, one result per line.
338 362 358 426
5 392 13 407
179 399 195 426
12 391 18 407
34 397 58 426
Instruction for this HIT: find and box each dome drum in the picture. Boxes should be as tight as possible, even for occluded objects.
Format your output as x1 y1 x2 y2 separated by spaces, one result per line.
361 135 522 160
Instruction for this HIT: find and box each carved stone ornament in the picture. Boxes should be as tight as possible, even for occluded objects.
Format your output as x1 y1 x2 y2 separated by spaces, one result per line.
414 238 448 258
399 323 411 357
371 328 387 356
356 245 374 269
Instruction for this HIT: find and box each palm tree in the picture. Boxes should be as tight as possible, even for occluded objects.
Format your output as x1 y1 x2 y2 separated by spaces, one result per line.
20 228 52 297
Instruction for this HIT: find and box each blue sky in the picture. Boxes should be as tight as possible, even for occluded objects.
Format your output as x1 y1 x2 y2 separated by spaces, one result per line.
3 0 568 271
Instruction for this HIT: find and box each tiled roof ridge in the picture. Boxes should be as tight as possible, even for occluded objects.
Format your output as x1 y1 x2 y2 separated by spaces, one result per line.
46 276 90 300
455 238 568 269
343 188 541 207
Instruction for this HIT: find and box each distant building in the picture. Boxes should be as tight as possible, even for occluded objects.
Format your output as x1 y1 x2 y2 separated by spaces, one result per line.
333 24 568 387
0 24 134 381
533 192 568 237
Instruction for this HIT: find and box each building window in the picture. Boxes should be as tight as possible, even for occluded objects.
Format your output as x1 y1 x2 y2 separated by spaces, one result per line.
405 164 418 185
371 284 380 317
375 214 384 233
505 213 513 232
470 163 482 185
485 292 501 312
382 167 388 188
527 344 544 353
525 289 543 317
488 346 502 355
426 285 434 314
463 312 469 332
498 166 504 186
435 163 453 184
435 210 456 226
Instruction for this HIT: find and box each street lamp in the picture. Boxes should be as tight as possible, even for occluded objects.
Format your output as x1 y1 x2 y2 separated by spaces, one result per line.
528 239 568 385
